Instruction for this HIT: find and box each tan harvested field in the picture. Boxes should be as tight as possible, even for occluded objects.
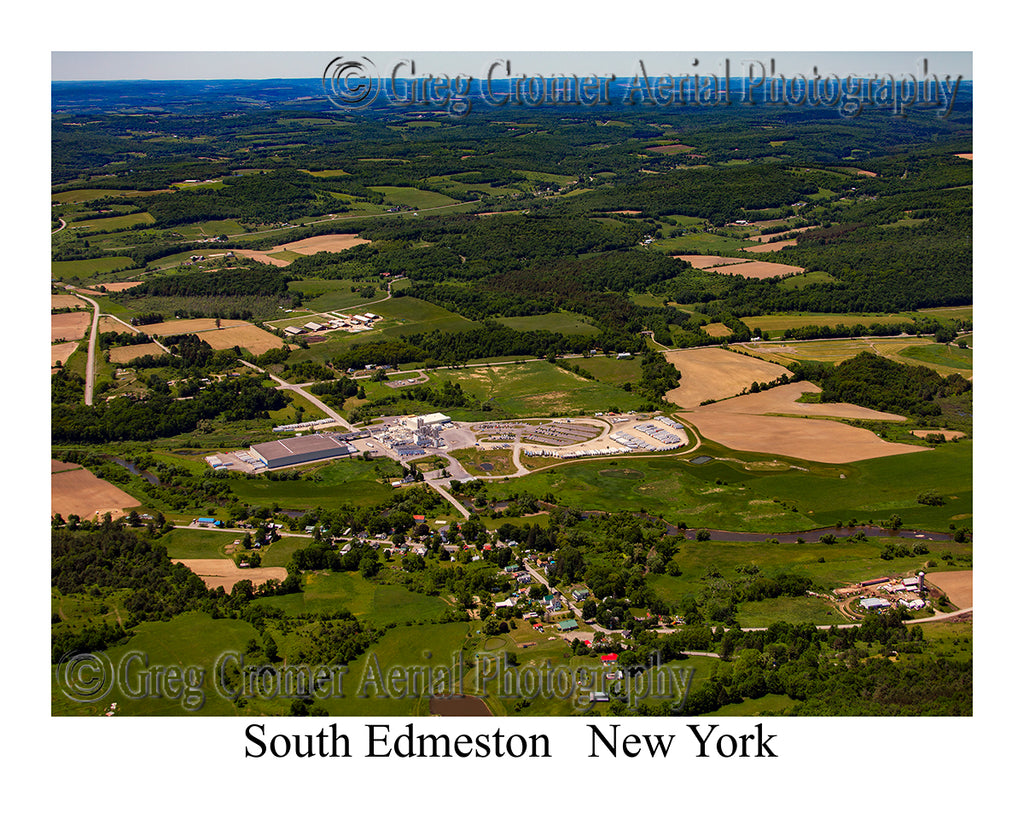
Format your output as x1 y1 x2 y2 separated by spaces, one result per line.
703 322 733 338
51 295 85 309
955 153 973 160
708 260 805 279
52 311 91 343
78 281 143 293
138 317 232 335
175 559 288 594
926 570 972 608
663 348 792 408
51 341 78 367
200 324 287 355
683 410 924 463
743 239 796 252
231 248 290 267
230 233 370 267
108 343 166 363
672 254 750 269
746 226 814 242
911 429 966 441
98 316 137 334
282 234 370 254
136 318 284 355
51 462 141 519
705 382 906 421
606 209 642 214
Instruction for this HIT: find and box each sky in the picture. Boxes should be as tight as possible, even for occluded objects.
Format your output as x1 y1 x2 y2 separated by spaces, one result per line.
51 51 972 82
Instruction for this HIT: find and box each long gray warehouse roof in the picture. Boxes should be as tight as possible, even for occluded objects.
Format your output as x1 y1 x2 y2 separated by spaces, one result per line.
251 434 352 464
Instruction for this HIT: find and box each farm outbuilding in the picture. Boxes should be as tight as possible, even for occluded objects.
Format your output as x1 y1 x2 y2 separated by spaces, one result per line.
249 434 357 469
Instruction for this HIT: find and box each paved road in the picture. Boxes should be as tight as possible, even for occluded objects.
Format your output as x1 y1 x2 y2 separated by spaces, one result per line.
72 292 101 406
237 359 357 433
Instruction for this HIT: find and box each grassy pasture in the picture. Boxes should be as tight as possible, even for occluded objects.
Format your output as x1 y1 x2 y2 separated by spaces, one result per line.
494 312 598 335
575 355 643 386
745 312 910 333
368 186 459 209
224 459 393 511
73 212 155 232
425 360 645 417
52 256 137 278
52 612 259 716
492 438 971 531
898 343 972 371
259 571 451 625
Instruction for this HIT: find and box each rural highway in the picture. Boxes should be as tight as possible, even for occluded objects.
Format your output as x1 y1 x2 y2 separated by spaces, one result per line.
72 292 101 406
237 359 357 433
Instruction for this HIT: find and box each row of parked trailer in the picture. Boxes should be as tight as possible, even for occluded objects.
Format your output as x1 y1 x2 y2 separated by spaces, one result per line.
633 422 684 445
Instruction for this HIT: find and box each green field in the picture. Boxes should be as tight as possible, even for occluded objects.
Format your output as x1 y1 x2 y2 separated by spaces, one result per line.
52 612 260 716
368 186 459 209
259 571 451 625
52 188 168 205
898 343 973 371
495 313 599 335
52 256 137 278
72 212 155 232
426 360 646 417
651 534 972 611
225 459 395 511
491 439 971 532
572 355 644 386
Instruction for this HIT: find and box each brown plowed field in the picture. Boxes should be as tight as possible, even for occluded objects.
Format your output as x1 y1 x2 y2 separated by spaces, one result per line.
926 570 972 608
663 348 792 408
175 559 288 594
51 295 84 309
52 311 91 343
51 462 141 519
682 410 924 463
705 382 906 421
